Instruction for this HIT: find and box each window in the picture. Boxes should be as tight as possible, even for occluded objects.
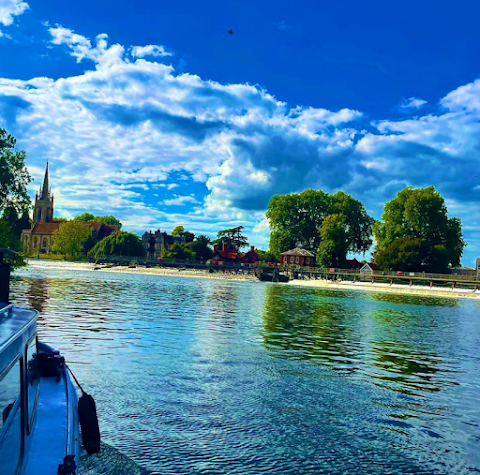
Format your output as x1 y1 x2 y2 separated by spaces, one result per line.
42 238 47 248
295 256 299 263
27 339 40 432
306 257 310 264
0 359 22 475
283 256 287 263
290 256 294 263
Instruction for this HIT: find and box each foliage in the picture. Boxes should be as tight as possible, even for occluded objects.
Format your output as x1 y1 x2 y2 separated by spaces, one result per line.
161 243 196 260
0 128 32 214
74 212 122 229
171 225 195 242
317 214 348 267
88 231 144 262
373 186 465 272
52 221 92 258
256 249 279 263
266 189 374 264
189 235 213 261
215 226 248 249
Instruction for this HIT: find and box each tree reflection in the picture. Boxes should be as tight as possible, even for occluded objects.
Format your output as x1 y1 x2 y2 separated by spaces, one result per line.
262 285 364 373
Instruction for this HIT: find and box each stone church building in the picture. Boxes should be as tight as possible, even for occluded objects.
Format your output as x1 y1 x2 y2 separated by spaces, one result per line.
21 163 61 254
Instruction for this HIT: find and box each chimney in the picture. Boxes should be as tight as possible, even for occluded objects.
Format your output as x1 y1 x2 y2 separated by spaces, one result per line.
250 245 254 252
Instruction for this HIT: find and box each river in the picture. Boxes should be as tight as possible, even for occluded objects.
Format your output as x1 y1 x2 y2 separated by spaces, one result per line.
10 263 480 474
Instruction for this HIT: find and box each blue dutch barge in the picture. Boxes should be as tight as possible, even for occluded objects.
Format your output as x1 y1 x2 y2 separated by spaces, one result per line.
0 249 99 475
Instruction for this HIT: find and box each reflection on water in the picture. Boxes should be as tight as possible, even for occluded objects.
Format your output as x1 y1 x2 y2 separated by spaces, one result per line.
10 264 480 475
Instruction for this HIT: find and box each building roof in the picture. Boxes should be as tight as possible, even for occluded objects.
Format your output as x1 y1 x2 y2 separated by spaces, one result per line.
30 222 62 235
361 262 381 271
280 248 315 257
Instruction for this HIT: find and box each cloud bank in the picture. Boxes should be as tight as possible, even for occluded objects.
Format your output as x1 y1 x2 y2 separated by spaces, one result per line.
1 24 480 262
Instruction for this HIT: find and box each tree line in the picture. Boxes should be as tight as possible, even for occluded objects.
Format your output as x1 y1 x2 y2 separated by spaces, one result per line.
267 187 465 273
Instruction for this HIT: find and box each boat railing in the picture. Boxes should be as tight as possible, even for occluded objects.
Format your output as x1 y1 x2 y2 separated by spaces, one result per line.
0 304 13 317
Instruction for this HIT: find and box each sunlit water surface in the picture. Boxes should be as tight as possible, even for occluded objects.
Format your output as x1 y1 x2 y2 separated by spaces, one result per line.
10 262 480 475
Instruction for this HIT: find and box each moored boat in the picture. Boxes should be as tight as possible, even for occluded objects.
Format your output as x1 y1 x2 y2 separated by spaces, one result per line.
0 249 99 475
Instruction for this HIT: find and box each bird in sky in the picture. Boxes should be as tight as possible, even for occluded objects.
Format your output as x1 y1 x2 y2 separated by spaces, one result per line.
228 29 234 35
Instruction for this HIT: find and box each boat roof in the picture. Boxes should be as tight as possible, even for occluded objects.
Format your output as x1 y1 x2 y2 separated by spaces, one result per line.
0 303 38 352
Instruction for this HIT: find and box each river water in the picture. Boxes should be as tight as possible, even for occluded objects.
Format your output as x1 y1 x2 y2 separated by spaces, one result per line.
10 263 480 475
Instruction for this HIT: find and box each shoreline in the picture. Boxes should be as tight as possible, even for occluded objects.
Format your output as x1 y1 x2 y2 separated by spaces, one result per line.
24 259 480 299
288 278 480 299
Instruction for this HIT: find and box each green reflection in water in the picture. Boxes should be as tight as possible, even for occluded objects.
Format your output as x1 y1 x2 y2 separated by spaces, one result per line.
262 284 459 397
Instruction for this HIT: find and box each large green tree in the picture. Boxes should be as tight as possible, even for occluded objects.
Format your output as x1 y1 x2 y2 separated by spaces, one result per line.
317 214 348 267
189 235 213 261
215 226 248 249
266 189 374 263
161 243 196 260
373 186 465 272
52 221 92 258
88 231 144 262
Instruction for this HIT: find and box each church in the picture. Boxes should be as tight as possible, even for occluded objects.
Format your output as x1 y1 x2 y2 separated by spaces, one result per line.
21 163 119 255
21 163 61 254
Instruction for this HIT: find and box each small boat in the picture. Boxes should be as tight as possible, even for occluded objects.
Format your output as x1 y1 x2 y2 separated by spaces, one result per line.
0 249 100 475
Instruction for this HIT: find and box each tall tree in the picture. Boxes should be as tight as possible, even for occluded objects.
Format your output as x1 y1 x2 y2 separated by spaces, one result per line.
215 226 248 249
0 128 32 214
266 189 374 261
88 231 144 262
190 235 213 261
373 186 465 272
52 221 92 258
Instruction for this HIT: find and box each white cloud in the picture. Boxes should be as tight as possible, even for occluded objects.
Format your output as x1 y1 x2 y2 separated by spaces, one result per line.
0 0 28 35
131 44 172 58
399 97 427 110
162 195 199 206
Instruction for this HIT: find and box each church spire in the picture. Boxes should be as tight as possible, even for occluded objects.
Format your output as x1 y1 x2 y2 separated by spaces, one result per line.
40 161 50 199
34 161 54 223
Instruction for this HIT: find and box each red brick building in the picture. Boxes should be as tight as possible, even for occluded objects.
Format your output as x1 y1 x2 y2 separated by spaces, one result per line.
212 243 261 265
280 248 316 267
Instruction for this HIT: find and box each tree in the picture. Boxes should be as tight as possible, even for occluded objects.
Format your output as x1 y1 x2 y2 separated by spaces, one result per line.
266 189 374 261
317 214 348 267
373 186 466 272
256 249 279 263
171 225 195 243
161 243 196 260
0 128 32 214
215 226 248 249
88 231 144 262
52 221 92 258
190 235 213 261
74 213 122 229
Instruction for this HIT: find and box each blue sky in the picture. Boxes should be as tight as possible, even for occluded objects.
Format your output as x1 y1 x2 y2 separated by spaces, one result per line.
1 0 480 264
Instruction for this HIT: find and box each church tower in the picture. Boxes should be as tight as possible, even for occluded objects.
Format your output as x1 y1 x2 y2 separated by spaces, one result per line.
34 162 54 223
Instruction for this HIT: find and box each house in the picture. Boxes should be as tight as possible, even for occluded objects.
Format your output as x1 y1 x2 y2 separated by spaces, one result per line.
346 258 362 270
142 229 185 259
360 262 381 273
212 243 241 264
241 246 261 264
449 266 476 278
280 248 316 267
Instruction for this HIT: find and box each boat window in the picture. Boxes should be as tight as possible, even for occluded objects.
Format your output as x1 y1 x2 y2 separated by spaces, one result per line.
0 359 22 475
27 339 40 432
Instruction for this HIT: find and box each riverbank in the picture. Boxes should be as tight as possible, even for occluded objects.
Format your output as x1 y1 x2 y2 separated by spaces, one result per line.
25 259 257 282
24 259 480 299
288 278 480 299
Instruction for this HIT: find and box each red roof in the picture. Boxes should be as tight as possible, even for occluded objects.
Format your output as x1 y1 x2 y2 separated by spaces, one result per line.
30 222 61 235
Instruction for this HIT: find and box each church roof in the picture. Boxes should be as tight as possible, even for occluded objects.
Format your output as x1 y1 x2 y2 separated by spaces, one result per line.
38 162 51 200
30 222 61 235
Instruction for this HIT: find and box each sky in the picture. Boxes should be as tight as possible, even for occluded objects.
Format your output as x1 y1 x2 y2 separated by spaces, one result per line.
1 0 480 264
